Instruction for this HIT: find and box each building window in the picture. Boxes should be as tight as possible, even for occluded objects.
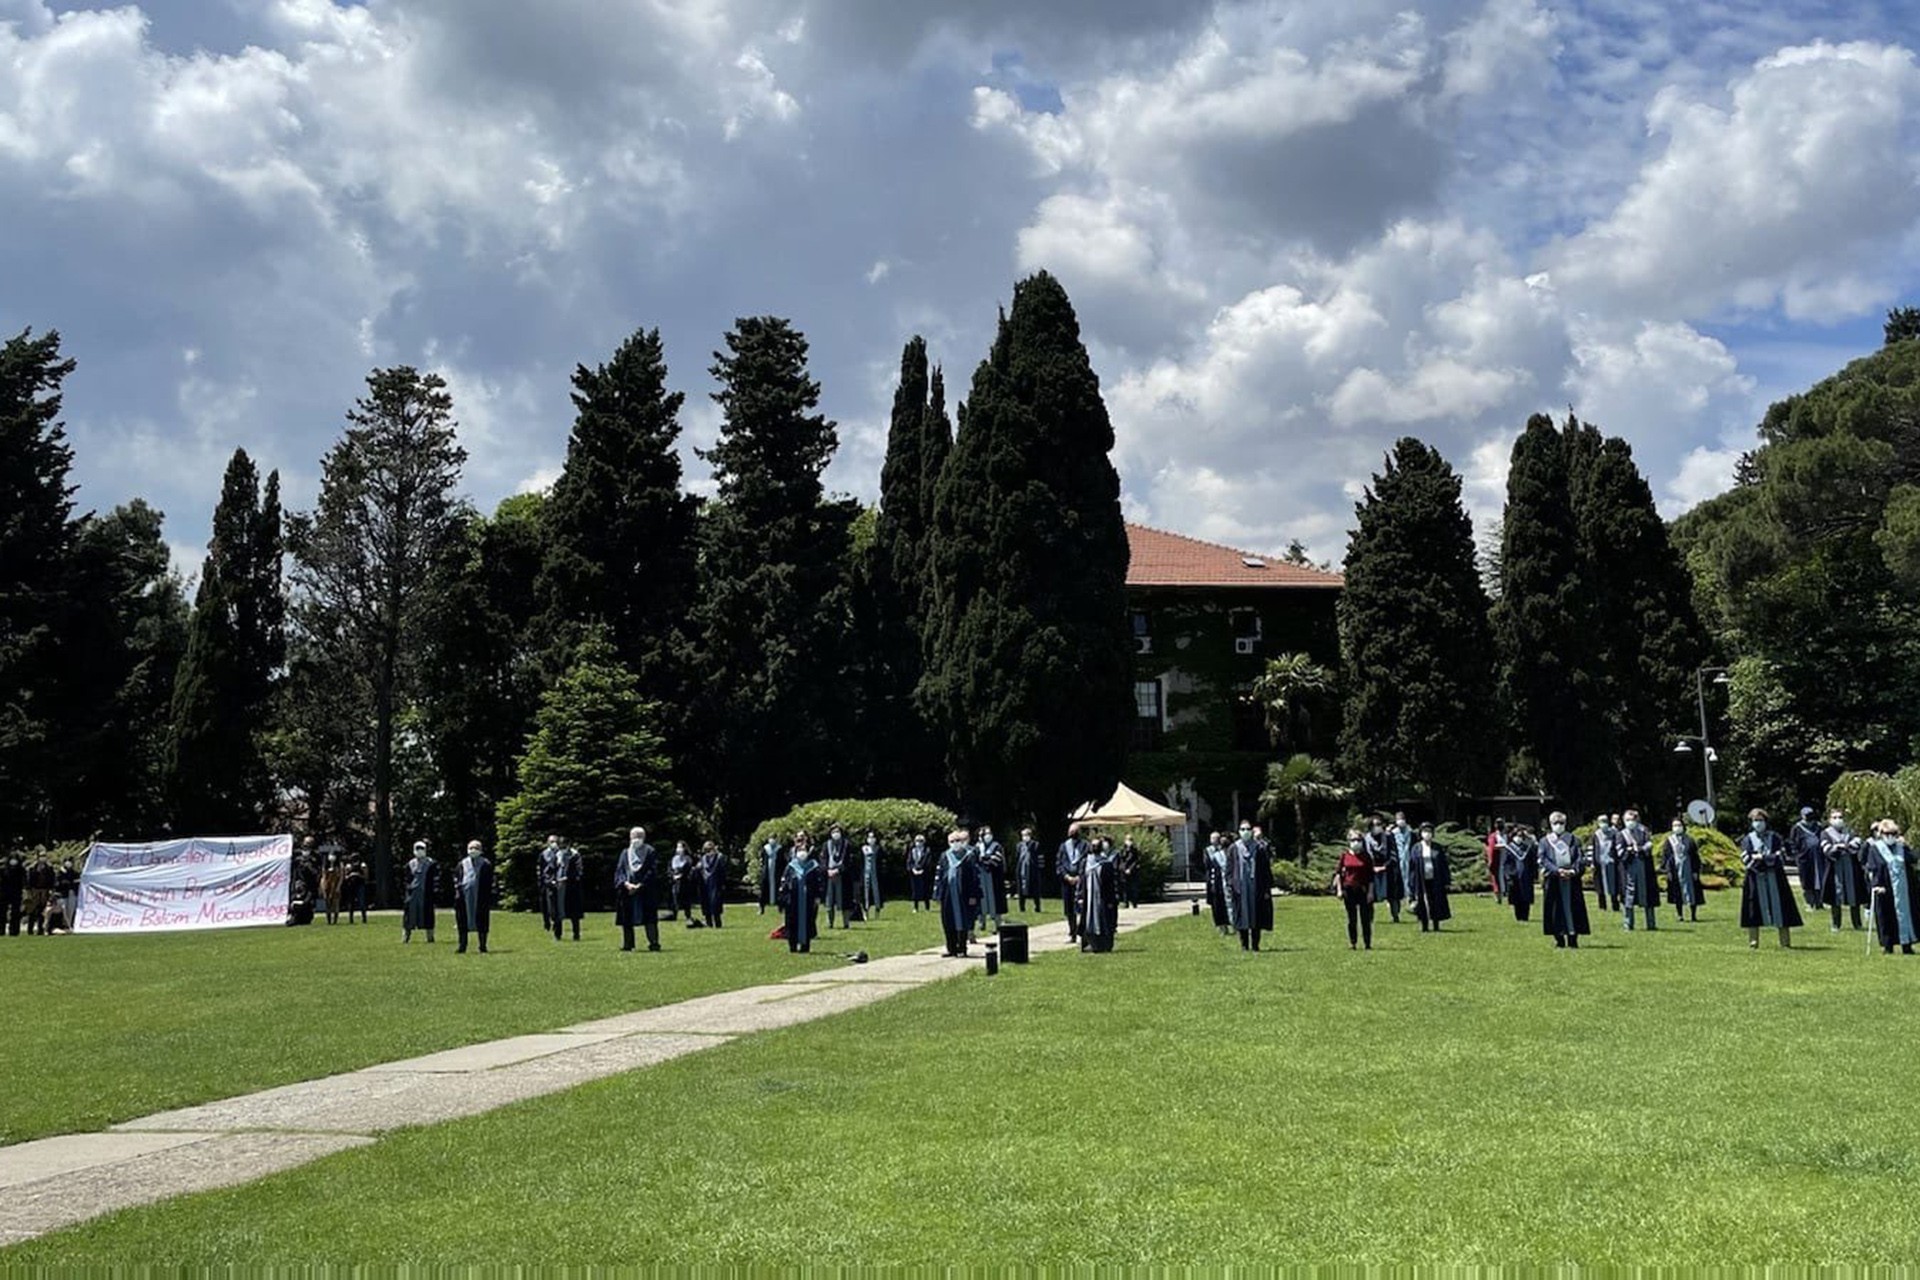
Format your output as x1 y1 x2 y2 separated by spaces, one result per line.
1132 679 1163 750
1130 609 1152 655
1231 683 1268 752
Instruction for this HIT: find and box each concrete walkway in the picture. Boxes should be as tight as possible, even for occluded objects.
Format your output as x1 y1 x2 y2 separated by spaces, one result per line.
0 901 1189 1246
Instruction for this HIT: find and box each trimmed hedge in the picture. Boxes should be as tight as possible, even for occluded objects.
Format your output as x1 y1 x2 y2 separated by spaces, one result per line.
746 799 958 899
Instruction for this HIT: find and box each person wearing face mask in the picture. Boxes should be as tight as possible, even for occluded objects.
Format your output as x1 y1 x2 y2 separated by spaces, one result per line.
698 841 727 929
1013 827 1043 914
402 840 436 944
759 832 787 917
974 825 1006 936
1390 814 1415 920
1366 818 1403 923
861 829 884 919
780 832 825 953
1865 820 1917 955
1589 816 1619 914
1662 819 1704 922
1117 835 1142 910
616 826 662 952
551 836 584 941
1056 825 1088 941
1334 829 1376 950
1080 838 1119 952
1788 805 1827 913
1618 809 1658 932
1227 821 1274 952
453 840 492 954
1204 832 1231 935
1502 825 1538 923
1538 813 1590 948
908 834 935 911
1739 809 1802 948
669 840 696 924
934 829 978 957
1819 810 1868 932
1408 823 1452 933
823 825 852 930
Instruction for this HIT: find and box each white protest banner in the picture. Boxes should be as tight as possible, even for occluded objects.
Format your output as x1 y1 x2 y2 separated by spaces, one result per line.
75 835 294 934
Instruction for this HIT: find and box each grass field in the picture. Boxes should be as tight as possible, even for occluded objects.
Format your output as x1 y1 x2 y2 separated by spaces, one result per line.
0 901 954 1146
10 893 1919 1265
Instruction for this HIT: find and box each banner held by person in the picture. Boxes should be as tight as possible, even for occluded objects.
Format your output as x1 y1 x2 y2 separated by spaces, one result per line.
76 836 295 934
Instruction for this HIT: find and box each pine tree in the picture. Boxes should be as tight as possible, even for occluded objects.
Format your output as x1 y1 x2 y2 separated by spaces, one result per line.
0 328 78 847
495 631 690 906
165 449 286 833
287 368 467 901
1337 438 1499 811
688 317 853 832
920 272 1132 833
535 328 698 703
1491 414 1605 811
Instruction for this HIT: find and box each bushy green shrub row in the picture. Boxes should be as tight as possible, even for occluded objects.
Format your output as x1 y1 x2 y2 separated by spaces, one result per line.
746 799 957 898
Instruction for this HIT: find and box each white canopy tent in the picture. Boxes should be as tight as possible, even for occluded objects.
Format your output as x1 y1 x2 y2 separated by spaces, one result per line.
1070 782 1187 828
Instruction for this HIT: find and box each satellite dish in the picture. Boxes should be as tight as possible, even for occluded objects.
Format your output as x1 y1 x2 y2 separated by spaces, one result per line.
1686 800 1715 827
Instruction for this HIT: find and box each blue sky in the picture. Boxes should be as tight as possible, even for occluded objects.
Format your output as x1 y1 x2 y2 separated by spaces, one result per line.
4 0 1918 577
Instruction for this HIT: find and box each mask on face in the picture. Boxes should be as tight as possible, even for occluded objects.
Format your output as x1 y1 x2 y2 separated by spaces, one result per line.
1551 822 1566 834
1671 824 1684 835
1830 817 1845 831
1751 820 1767 834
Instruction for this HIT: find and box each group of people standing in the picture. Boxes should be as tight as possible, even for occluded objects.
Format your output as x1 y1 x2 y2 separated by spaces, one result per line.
0 851 78 936
1332 814 1454 950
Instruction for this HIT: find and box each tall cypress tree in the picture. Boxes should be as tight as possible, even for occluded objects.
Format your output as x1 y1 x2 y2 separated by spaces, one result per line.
917 366 953 619
1491 414 1605 811
688 317 850 832
166 449 286 833
864 337 945 799
921 272 1132 832
1572 432 1707 808
536 327 697 706
0 328 78 848
1337 438 1498 811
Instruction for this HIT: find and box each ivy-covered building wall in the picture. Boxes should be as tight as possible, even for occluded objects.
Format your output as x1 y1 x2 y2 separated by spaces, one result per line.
1121 525 1342 875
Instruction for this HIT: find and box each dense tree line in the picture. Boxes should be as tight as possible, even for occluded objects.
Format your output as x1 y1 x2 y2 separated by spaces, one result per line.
0 275 1136 898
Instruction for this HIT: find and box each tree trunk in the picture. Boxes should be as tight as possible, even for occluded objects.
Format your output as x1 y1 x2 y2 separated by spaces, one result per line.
1295 797 1311 863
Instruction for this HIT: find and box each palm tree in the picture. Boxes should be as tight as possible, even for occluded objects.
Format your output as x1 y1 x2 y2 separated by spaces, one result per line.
1260 753 1348 863
1244 653 1336 754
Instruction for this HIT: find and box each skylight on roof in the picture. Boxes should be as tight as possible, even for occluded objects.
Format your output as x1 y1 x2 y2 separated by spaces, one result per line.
1241 557 1267 569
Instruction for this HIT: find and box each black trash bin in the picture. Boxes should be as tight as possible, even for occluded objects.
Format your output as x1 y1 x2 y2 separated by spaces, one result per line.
999 920 1030 964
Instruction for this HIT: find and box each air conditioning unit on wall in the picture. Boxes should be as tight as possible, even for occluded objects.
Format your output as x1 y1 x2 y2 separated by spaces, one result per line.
1134 635 1153 655
1234 637 1257 655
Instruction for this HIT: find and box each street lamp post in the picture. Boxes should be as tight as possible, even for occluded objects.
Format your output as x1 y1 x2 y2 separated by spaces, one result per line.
1675 666 1730 810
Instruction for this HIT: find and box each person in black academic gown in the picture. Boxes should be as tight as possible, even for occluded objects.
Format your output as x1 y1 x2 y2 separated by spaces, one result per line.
1662 818 1704 922
1537 813 1590 948
1739 809 1802 949
1079 839 1119 953
1408 823 1452 933
698 841 726 929
822 824 853 929
453 840 492 953
551 838 584 941
1365 819 1403 923
1204 833 1231 934
907 834 935 911
402 840 436 943
933 829 977 957
1056 825 1089 941
781 833 825 953
759 834 787 916
1014 827 1043 913
1502 827 1538 923
669 840 697 923
615 826 661 952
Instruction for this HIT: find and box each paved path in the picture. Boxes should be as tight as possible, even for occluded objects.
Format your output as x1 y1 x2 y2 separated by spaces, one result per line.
0 901 1188 1246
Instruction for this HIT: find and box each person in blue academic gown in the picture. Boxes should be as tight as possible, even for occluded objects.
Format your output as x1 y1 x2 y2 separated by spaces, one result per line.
934 829 978 957
1205 833 1231 934
1408 823 1452 932
454 840 492 954
1590 817 1619 913
1390 814 1415 921
1790 806 1825 911
698 841 726 929
1618 809 1658 932
1739 809 1802 948
823 824 853 929
615 826 661 952
1661 818 1704 922
1866 820 1918 955
1056 825 1089 941
1502 826 1538 923
402 840 436 943
669 840 697 923
1819 809 1868 931
781 832 825 953
974 825 1006 936
861 829 884 918
1226 820 1273 952
1538 814 1589 948
537 835 560 934
759 834 787 915
907 834 935 911
1079 839 1119 952
1013 827 1043 913
1366 818 1403 923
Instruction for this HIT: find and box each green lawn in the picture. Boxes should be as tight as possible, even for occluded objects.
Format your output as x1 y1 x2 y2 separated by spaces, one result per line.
12 894 1919 1265
0 902 954 1146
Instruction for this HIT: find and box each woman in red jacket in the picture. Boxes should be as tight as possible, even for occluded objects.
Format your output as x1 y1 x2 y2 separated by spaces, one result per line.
1334 829 1376 950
